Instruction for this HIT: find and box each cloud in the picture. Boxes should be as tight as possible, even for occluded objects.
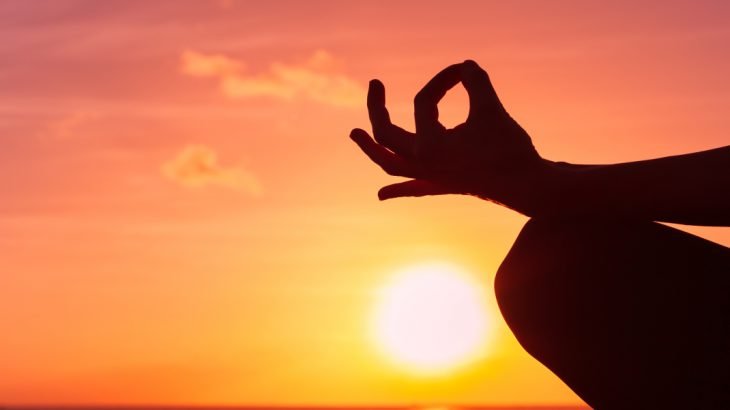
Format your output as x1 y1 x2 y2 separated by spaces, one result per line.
180 49 364 107
162 145 261 195
45 111 98 139
180 50 242 77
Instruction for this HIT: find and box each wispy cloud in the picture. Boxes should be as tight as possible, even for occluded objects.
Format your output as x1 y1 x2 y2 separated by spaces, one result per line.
181 50 242 77
180 49 365 107
42 111 98 139
162 145 261 196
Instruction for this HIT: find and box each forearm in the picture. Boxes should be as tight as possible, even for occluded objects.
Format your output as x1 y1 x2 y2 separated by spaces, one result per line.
531 146 730 226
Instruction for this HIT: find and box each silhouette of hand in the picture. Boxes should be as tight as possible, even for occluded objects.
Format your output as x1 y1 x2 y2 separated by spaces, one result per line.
350 60 545 216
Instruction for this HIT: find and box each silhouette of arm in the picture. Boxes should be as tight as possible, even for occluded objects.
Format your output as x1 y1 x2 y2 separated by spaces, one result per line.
537 147 730 226
350 60 730 227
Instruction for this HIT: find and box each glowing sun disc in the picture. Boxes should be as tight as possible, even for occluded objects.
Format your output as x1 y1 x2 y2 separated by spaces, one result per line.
372 262 492 375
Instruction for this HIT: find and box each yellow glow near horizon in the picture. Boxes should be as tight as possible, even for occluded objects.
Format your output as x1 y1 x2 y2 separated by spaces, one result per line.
6 2 730 405
371 262 493 376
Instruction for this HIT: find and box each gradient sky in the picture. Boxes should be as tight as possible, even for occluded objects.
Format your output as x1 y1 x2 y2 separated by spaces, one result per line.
1 0 729 406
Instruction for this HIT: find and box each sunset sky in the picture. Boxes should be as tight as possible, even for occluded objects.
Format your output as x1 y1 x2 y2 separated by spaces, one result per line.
1 0 729 406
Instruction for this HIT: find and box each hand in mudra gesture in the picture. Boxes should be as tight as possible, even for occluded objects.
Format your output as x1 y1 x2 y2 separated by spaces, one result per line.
350 60 545 216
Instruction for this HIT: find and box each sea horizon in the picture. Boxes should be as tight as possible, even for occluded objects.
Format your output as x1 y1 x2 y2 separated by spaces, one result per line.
1 406 590 410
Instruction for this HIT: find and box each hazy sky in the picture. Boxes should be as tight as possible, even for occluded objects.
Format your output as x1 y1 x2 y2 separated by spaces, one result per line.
1 0 729 406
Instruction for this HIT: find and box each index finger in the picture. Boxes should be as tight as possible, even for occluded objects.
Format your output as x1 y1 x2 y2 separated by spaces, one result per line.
414 63 463 135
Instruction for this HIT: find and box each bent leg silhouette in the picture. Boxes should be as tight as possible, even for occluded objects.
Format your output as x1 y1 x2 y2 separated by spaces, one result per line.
495 219 730 409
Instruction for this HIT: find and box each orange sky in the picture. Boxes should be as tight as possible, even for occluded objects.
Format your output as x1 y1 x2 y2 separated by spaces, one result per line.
1 0 729 406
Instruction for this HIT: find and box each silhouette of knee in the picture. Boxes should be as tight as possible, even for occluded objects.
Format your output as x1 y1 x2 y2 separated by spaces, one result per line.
494 218 581 353
493 218 653 407
494 218 730 408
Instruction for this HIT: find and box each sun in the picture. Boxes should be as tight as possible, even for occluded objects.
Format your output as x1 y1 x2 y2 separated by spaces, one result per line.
371 262 493 376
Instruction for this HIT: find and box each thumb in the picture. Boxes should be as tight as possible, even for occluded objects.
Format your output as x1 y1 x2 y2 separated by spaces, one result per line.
378 179 453 200
461 60 505 120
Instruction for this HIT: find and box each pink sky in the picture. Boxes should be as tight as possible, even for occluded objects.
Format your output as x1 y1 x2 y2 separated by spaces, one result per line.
1 0 728 406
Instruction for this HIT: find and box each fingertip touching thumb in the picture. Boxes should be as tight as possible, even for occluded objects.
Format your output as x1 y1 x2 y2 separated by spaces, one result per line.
460 60 482 82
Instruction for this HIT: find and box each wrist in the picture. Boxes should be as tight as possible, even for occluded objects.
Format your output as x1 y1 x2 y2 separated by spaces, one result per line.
518 158 569 217
470 157 561 217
